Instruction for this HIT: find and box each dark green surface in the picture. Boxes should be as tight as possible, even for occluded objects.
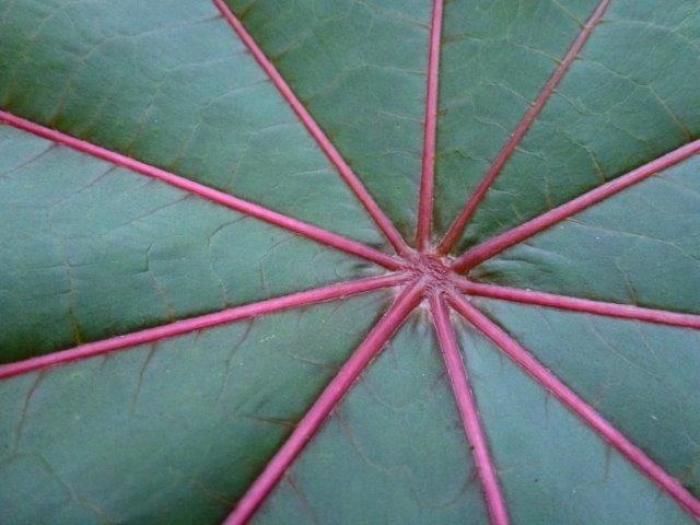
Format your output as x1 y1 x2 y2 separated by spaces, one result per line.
435 0 600 238
225 0 431 240
1 0 699 523
0 292 391 524
456 317 695 524
442 0 700 253
0 125 379 362
256 314 489 524
474 298 700 498
0 0 383 245
474 155 700 314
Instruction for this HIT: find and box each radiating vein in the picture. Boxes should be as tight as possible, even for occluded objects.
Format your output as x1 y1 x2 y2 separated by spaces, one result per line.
452 140 700 272
212 0 411 256
454 279 700 330
0 110 401 270
430 293 510 525
0 273 409 380
437 0 611 254
416 0 445 251
223 279 424 525
449 293 700 519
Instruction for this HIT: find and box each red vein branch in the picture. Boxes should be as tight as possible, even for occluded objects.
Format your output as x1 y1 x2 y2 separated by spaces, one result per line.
416 0 445 251
430 293 510 525
437 0 611 254
212 0 411 256
449 293 700 519
452 139 700 272
454 279 700 330
0 110 401 270
0 273 410 380
223 279 424 524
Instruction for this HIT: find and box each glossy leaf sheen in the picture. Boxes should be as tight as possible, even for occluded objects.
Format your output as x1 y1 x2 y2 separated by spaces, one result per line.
1 0 699 524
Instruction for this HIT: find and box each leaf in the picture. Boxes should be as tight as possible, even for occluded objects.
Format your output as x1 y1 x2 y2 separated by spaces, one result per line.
0 0 699 524
473 157 700 313
455 319 696 524
0 126 381 363
256 317 489 523
0 292 391 523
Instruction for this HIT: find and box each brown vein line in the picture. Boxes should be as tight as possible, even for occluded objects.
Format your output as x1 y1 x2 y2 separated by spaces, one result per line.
430 293 510 525
223 279 425 524
212 0 411 256
416 0 445 251
437 0 611 254
0 273 410 380
452 139 700 272
449 293 700 519
454 279 700 330
0 110 402 270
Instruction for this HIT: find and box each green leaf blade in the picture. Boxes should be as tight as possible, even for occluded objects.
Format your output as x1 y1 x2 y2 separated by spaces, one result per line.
0 292 391 524
224 0 432 240
474 297 700 498
1 0 699 522
0 124 381 363
0 0 384 244
474 155 700 314
456 316 697 524
255 315 490 524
